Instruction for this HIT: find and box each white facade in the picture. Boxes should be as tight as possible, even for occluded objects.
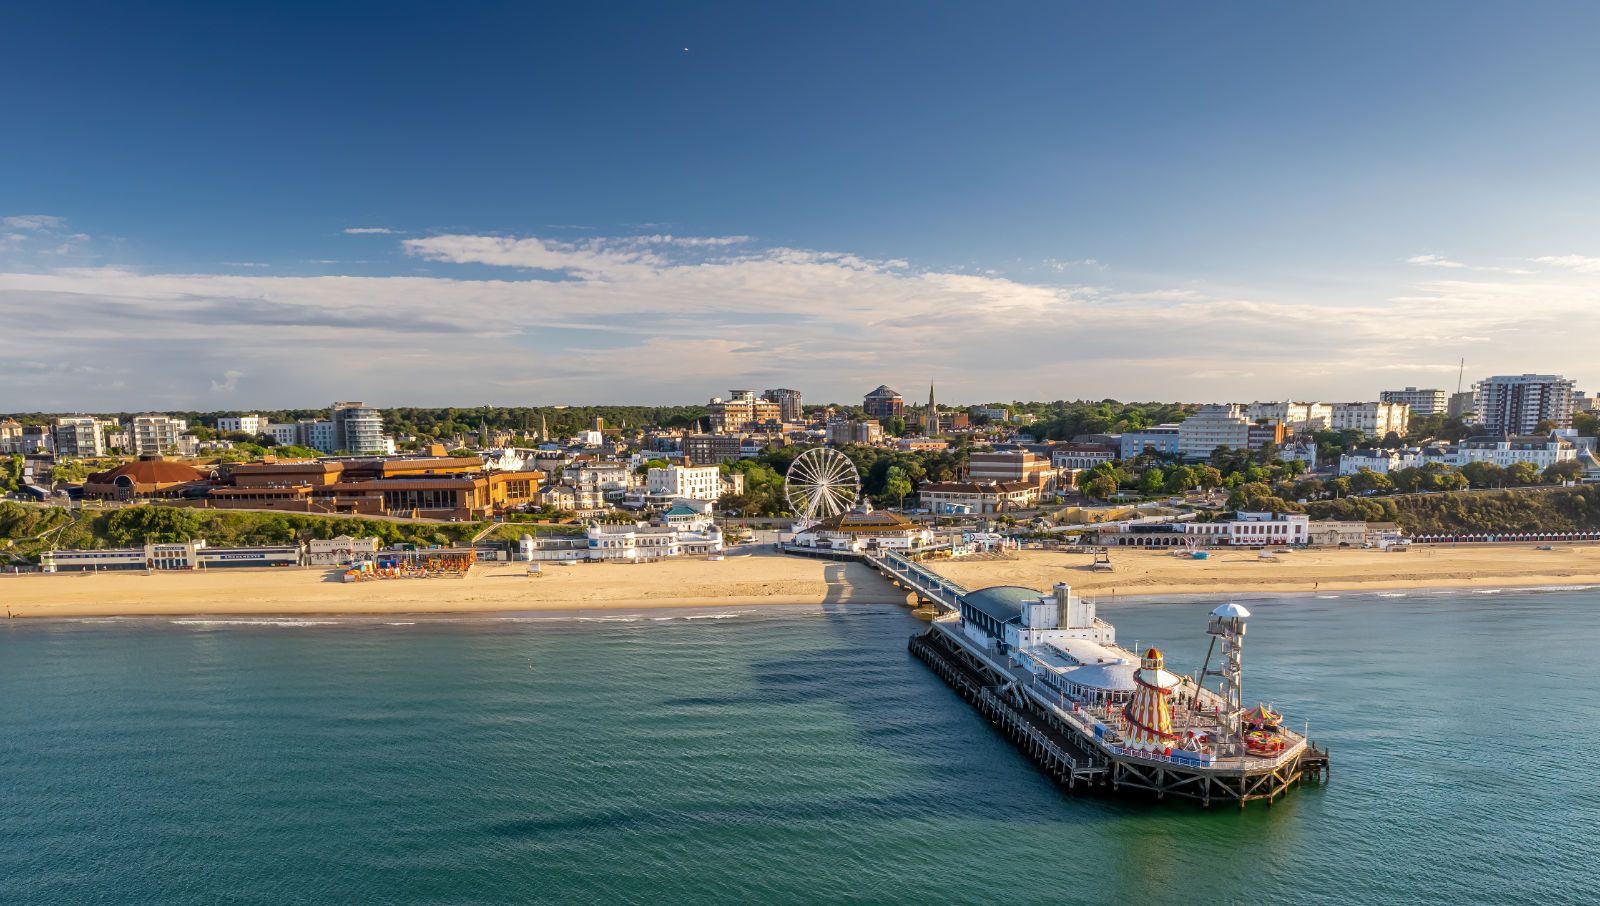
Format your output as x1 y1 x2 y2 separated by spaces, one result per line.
646 464 724 503
130 415 187 455
583 521 724 560
1242 402 1332 433
217 415 267 435
1178 405 1250 459
1451 436 1576 469
303 420 337 453
307 535 380 565
264 423 302 446
1329 402 1409 438
1379 388 1447 417
1050 446 1116 471
1338 450 1417 476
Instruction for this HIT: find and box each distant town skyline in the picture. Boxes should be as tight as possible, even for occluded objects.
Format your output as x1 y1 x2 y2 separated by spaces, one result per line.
4 3 1600 409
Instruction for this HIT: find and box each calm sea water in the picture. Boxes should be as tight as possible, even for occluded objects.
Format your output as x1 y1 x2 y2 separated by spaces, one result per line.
3 588 1598 905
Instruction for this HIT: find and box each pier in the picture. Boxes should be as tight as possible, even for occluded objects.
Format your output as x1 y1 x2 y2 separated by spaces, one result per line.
853 548 1328 806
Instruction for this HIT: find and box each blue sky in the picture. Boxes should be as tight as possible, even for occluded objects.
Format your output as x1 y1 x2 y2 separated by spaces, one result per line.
4 2 1599 409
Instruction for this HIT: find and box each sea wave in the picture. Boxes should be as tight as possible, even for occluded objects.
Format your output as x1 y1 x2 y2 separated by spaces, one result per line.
170 619 340 627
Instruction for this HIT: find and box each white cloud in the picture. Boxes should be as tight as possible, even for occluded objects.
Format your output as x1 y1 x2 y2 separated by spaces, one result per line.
1407 254 1533 275
1406 254 1467 268
1534 255 1600 274
1 215 67 232
2 231 1598 409
343 227 396 235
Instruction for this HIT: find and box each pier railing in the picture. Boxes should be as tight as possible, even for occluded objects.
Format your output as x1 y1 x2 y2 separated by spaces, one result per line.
865 551 967 611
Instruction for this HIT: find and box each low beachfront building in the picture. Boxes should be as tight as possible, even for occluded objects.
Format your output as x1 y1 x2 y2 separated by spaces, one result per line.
789 507 934 553
1096 511 1312 548
582 519 724 561
306 535 381 565
42 539 303 572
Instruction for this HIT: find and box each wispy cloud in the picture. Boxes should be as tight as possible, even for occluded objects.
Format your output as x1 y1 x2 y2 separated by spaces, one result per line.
1406 254 1467 269
2 215 67 232
1534 254 1600 274
343 227 396 235
1406 254 1533 275
210 370 243 393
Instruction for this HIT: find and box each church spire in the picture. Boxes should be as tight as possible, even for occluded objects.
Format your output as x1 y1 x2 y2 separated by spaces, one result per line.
925 380 937 434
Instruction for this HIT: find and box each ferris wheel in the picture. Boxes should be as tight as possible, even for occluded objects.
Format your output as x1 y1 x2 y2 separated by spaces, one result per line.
784 447 861 521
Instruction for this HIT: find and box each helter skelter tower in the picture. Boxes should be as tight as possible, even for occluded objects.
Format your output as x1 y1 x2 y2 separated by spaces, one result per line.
1197 602 1252 744
1124 647 1181 755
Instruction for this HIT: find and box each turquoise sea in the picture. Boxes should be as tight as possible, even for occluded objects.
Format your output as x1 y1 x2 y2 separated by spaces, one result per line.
3 588 1598 905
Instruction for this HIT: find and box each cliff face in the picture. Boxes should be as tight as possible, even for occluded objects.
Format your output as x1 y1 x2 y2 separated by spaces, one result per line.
1307 486 1600 534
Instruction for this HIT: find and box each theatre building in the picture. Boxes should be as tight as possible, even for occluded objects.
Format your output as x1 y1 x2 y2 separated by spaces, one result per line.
206 457 541 520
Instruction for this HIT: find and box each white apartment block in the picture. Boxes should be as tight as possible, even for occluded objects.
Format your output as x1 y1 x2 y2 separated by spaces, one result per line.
217 415 267 435
1473 374 1577 435
263 423 302 446
1178 404 1250 459
1379 388 1447 417
1338 450 1417 476
303 420 337 453
51 417 106 458
646 464 725 503
1329 402 1409 438
1450 435 1576 469
1242 401 1331 432
130 415 187 455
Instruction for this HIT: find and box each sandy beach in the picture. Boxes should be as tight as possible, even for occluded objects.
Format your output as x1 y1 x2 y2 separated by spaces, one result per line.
0 549 906 619
926 544 1600 599
4 543 1599 619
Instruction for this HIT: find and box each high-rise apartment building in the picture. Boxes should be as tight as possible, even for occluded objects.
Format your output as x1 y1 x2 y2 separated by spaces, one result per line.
331 402 384 453
1473 374 1577 435
762 388 804 423
1379 388 1448 417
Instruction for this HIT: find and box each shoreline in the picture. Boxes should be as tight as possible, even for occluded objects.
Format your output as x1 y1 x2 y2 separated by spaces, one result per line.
4 544 1599 619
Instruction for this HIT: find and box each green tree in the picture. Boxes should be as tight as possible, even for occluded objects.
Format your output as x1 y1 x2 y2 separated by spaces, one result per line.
883 466 913 507
1292 478 1324 500
1544 460 1585 484
49 458 90 483
1349 467 1394 495
1139 466 1166 495
1505 461 1541 486
1163 465 1199 494
1082 475 1118 500
1460 461 1504 489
